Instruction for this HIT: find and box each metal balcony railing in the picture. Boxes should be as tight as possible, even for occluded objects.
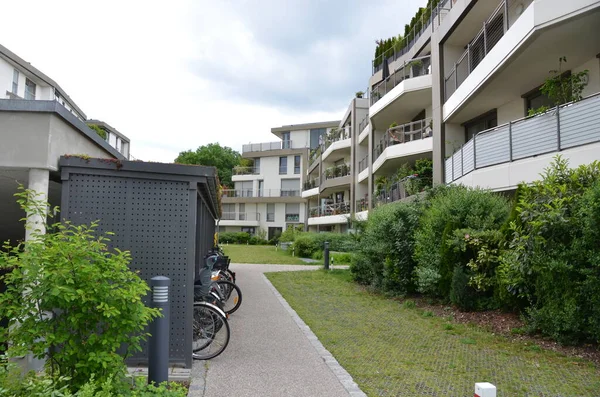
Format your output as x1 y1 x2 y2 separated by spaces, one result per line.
374 175 432 207
358 155 368 173
309 202 351 218
445 93 600 183
222 189 301 198
309 146 321 168
232 166 260 175
355 198 368 212
358 115 369 135
444 0 509 101
322 163 351 181
371 55 432 106
242 140 293 152
220 212 260 221
372 0 451 75
373 118 433 160
303 177 320 191
323 126 351 151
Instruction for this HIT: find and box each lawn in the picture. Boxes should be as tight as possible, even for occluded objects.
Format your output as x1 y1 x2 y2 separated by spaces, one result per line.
221 244 316 265
266 270 600 397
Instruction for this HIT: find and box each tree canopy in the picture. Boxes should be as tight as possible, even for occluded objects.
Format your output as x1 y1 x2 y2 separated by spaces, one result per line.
174 143 241 187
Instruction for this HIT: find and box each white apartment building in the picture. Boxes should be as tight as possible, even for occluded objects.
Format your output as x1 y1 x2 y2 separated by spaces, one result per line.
296 0 600 230
219 121 339 239
86 119 131 159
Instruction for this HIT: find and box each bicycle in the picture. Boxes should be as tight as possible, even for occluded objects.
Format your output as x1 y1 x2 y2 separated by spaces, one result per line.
192 301 230 360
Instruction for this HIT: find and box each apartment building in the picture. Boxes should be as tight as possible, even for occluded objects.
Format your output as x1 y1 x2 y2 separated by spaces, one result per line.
219 121 339 239
86 119 131 159
297 0 600 230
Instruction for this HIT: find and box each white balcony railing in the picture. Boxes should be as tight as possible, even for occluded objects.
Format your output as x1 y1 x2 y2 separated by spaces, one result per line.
309 202 351 218
373 118 432 160
222 189 301 198
445 93 600 183
232 166 260 175
221 212 260 221
371 55 432 106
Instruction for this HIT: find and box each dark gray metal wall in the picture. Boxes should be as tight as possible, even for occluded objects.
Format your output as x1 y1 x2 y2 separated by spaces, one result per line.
59 159 219 368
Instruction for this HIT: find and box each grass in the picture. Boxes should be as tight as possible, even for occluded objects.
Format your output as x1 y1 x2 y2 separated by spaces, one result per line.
221 244 315 265
266 270 600 397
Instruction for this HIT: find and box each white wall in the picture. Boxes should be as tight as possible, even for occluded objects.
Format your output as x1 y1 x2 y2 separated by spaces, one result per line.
575 56 600 98
497 97 524 124
445 123 464 155
290 129 310 149
0 58 15 97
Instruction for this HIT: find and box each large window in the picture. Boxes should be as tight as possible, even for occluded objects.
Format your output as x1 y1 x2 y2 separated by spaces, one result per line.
238 203 246 220
234 181 253 197
280 179 300 197
222 204 235 220
12 69 18 94
294 155 301 174
463 110 497 141
279 156 287 175
310 128 326 149
24 78 36 100
241 227 255 235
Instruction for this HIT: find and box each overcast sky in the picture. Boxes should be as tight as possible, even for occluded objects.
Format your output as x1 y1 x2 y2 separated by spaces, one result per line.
2 0 424 162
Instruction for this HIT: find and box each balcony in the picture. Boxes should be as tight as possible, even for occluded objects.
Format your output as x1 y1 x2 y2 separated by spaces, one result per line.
355 198 368 213
285 213 300 222
444 0 508 102
219 212 261 226
323 126 351 151
374 175 431 207
302 177 320 198
322 126 352 162
371 55 432 106
309 202 351 218
323 163 351 181
445 93 600 190
371 0 450 75
358 155 368 173
372 119 433 175
242 140 292 153
221 189 301 203
309 146 321 169
232 166 260 175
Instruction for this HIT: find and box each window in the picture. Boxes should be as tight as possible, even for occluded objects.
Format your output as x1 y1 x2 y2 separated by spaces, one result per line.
116 138 122 152
281 179 300 197
258 180 264 197
294 155 301 174
254 158 260 173
268 227 282 240
24 78 36 100
463 110 497 141
267 203 275 222
222 204 235 220
279 156 287 175
310 128 326 149
234 181 253 197
238 203 246 220
282 132 291 149
285 203 300 223
12 69 19 94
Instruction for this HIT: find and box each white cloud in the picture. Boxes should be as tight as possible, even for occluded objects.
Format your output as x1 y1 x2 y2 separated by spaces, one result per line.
1 0 425 163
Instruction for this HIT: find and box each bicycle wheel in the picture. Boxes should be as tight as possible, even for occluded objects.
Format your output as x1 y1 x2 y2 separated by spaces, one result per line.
192 302 230 360
215 280 242 315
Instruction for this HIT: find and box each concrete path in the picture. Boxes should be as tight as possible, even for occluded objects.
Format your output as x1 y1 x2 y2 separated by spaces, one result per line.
188 264 364 397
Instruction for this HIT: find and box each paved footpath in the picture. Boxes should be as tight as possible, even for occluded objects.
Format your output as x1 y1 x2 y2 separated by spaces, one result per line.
188 264 365 397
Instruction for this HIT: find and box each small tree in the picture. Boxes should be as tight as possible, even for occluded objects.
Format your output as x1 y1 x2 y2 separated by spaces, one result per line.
0 188 160 390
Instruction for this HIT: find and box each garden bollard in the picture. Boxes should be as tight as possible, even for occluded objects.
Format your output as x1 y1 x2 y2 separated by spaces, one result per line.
149 276 170 385
324 242 330 270
475 382 496 397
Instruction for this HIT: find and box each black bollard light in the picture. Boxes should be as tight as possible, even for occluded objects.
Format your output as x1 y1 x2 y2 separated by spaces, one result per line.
148 276 170 385
324 241 330 270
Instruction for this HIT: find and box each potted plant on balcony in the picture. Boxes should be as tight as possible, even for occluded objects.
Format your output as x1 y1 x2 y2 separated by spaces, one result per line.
325 168 334 179
340 163 349 176
355 91 364 98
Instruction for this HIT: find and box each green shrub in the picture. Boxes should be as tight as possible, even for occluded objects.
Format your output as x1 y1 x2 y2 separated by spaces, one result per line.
414 185 510 300
219 232 262 244
291 233 356 258
498 157 600 344
351 199 424 295
0 189 160 391
279 227 304 243
331 252 353 264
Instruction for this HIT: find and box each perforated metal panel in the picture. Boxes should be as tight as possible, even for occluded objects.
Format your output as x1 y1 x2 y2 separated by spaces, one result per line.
59 158 219 369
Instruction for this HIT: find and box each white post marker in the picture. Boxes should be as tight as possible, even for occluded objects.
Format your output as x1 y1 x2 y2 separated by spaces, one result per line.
475 382 496 397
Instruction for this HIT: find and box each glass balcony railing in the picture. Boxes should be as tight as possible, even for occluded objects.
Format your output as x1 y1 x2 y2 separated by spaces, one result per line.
322 126 351 152
221 212 260 221
242 140 293 152
303 177 320 191
371 55 432 106
373 118 433 160
309 202 351 218
355 198 368 212
358 155 368 173
374 175 432 207
445 93 600 183
285 214 300 222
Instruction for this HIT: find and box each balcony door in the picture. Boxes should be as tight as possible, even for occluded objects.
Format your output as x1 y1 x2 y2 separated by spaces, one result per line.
463 110 497 141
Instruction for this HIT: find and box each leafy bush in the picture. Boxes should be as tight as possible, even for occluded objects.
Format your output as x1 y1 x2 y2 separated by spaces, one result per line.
331 252 353 265
291 233 356 258
498 157 600 344
0 189 160 391
351 200 424 295
413 185 510 300
279 227 304 243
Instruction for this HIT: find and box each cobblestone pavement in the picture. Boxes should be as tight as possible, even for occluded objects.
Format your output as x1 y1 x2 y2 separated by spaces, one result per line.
188 264 362 397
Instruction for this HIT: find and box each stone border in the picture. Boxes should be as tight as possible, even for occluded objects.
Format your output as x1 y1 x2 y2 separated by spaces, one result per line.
262 274 367 397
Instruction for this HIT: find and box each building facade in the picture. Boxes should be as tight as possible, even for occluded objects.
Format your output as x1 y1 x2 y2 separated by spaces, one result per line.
219 121 339 239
